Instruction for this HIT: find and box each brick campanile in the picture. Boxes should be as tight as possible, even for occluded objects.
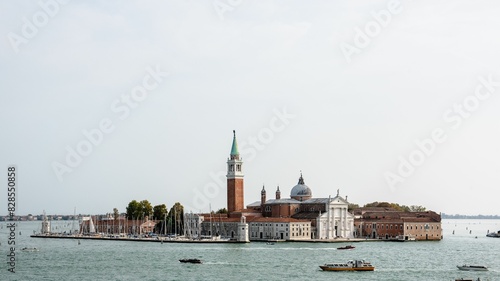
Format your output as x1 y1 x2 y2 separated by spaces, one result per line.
227 130 244 215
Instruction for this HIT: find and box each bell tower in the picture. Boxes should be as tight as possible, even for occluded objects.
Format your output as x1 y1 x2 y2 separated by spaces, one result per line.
227 130 244 215
261 185 266 206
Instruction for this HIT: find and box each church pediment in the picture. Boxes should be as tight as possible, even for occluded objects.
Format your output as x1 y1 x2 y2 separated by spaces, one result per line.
328 195 349 206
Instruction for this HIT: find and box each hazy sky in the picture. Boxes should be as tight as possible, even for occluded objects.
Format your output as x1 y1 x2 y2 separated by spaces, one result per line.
2 1 500 216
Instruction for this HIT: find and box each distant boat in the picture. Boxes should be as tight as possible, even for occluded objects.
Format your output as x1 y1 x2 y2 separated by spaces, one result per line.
457 265 488 271
319 260 374 271
179 259 202 264
337 245 355 250
486 230 500 238
266 242 275 245
21 247 39 252
396 235 416 241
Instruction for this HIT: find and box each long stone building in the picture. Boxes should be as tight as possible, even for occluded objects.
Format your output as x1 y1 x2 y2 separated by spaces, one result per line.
352 207 442 241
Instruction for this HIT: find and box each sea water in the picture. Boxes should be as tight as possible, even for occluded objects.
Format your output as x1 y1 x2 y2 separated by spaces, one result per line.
1 219 499 281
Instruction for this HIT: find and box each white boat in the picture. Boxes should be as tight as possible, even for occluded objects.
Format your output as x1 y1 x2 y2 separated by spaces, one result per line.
319 260 375 271
21 247 39 252
395 235 416 241
457 265 488 271
486 230 500 238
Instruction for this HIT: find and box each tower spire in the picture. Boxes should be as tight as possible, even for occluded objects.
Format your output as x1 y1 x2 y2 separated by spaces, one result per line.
230 130 240 159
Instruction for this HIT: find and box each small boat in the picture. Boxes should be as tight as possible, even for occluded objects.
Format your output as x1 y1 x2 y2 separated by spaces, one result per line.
337 245 355 250
319 260 374 271
486 230 500 238
266 242 275 245
394 235 416 242
21 247 39 252
179 259 202 264
457 265 488 271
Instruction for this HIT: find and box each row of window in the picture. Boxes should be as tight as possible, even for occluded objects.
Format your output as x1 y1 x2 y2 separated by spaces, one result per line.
291 227 309 232
250 232 289 237
361 224 440 231
264 207 301 213
406 225 439 230
251 227 289 232
254 223 311 227
229 164 242 172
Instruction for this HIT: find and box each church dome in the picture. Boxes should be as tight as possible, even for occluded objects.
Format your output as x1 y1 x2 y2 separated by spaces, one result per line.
290 173 312 201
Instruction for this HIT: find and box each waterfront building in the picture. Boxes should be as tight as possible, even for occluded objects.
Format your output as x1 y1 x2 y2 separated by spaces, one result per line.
247 217 311 241
248 183 355 240
353 207 442 240
189 131 354 241
79 215 158 236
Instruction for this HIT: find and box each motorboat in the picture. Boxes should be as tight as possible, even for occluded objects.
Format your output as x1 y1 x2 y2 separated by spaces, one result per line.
394 235 416 242
457 265 488 271
319 260 374 271
337 245 355 250
179 259 202 264
486 230 500 238
21 247 39 252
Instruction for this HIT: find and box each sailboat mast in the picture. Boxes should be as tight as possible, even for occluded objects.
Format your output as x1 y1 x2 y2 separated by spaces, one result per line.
71 207 76 235
209 204 213 237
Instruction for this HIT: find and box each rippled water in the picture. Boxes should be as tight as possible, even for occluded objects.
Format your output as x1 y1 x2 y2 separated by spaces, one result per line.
1 219 499 281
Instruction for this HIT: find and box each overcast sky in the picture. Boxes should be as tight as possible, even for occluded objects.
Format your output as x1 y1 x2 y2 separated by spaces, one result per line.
1 0 500 216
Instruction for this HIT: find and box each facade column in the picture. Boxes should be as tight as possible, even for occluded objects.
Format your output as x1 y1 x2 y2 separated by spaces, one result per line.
332 206 336 238
326 205 330 239
338 207 342 237
344 207 348 237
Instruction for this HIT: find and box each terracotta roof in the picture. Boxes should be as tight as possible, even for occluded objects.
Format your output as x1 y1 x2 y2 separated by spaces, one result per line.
292 212 321 219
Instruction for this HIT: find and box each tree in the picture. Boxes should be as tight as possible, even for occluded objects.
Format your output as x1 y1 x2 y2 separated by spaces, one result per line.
409 205 426 212
167 202 184 235
153 204 168 220
348 203 359 212
364 201 380 208
113 208 119 220
362 201 424 212
215 208 228 214
139 200 153 217
126 200 142 219
389 203 409 212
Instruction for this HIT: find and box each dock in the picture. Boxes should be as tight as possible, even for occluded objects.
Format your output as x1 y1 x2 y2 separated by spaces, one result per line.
30 234 248 243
